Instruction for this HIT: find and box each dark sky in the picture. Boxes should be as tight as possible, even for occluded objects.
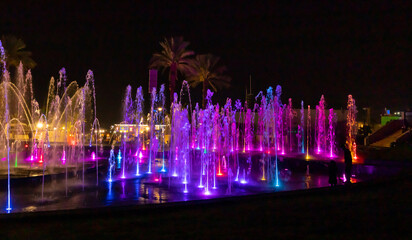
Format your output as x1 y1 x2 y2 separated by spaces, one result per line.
1 1 411 127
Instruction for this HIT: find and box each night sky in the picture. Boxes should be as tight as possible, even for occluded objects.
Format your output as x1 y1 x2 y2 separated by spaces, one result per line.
1 1 411 127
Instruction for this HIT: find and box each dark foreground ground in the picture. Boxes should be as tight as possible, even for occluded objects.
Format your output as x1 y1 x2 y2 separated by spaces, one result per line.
1 170 411 239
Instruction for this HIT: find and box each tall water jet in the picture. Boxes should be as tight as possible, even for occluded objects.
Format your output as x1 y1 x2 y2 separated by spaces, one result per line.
191 105 198 149
180 109 190 193
170 92 179 177
275 85 283 153
273 95 280 187
122 85 133 178
108 147 115 182
222 98 233 176
316 95 326 154
203 90 214 195
297 125 302 154
286 98 295 152
147 87 157 174
45 76 55 122
1 40 12 211
86 70 99 185
59 68 69 196
256 93 264 153
212 103 220 189
179 80 193 119
79 88 87 189
306 105 311 159
300 101 305 153
158 85 166 172
196 110 204 186
328 108 336 157
266 89 273 181
90 118 100 184
346 95 357 159
35 114 50 201
16 62 26 122
234 99 242 181
280 106 285 154
117 150 122 169
135 86 144 176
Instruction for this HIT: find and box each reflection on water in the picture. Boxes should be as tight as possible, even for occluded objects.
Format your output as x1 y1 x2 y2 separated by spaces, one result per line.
305 175 311 189
134 180 140 202
107 181 114 203
121 181 125 199
0 161 401 214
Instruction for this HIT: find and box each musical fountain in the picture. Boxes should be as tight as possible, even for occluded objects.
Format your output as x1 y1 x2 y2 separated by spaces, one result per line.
1 39 388 215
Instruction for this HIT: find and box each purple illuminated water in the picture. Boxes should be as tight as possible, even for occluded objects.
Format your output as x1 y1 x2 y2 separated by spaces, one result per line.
316 95 326 154
135 86 144 175
1 49 368 214
328 108 336 157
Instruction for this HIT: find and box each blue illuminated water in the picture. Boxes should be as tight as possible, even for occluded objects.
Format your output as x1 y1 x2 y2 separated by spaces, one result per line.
0 154 400 214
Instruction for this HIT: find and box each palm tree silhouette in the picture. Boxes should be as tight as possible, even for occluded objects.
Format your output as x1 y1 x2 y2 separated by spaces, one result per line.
1 35 36 70
149 37 194 104
186 54 231 108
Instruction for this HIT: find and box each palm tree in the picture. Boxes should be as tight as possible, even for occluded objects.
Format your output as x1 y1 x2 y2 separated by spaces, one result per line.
149 37 194 104
1 35 36 70
186 54 231 108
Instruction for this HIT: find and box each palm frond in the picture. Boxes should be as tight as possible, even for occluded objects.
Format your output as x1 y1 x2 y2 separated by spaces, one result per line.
185 53 231 92
149 36 194 76
1 35 36 69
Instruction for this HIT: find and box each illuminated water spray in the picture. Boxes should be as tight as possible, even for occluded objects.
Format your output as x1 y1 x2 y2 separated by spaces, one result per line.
61 150 66 164
121 85 133 178
316 95 326 154
90 118 100 185
117 150 122 169
135 86 144 176
256 92 266 179
346 95 357 159
234 99 242 181
181 111 190 193
170 93 179 177
300 101 305 153
86 70 99 185
244 108 253 152
275 85 284 154
306 105 311 160
212 104 220 189
1 40 12 211
108 148 116 182
287 98 295 152
203 90 215 195
328 108 336 158
147 87 157 174
274 95 280 187
158 85 166 172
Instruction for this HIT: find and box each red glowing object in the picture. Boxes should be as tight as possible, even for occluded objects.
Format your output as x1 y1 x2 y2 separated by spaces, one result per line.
25 144 29 148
